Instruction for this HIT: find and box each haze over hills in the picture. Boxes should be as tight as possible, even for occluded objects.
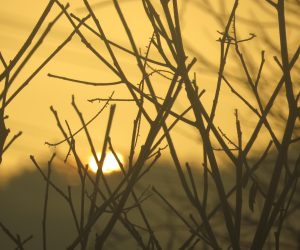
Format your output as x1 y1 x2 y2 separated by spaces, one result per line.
0 159 191 249
1 155 299 249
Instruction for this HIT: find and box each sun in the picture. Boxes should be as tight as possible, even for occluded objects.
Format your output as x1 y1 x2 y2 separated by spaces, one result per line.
88 151 124 174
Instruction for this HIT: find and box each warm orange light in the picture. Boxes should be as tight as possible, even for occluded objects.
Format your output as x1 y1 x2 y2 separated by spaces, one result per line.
88 151 124 174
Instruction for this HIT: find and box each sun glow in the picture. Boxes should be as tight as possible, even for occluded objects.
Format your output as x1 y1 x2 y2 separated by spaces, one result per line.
88 152 124 174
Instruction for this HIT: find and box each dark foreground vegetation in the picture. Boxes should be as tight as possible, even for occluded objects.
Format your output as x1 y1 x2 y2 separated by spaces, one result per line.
0 0 299 249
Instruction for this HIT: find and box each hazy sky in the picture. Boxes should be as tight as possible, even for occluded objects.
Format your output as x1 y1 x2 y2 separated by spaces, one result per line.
0 0 297 182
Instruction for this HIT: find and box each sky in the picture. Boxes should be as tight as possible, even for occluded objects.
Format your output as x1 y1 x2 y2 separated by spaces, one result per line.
0 0 298 182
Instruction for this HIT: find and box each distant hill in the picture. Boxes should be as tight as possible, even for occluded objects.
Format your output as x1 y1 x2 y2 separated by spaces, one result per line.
0 159 195 249
0 157 299 249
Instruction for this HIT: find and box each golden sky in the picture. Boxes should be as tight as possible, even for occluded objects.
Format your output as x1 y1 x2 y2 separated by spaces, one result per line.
0 0 298 182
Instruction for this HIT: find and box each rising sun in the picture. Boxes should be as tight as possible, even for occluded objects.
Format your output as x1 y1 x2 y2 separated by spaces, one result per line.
88 151 124 174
